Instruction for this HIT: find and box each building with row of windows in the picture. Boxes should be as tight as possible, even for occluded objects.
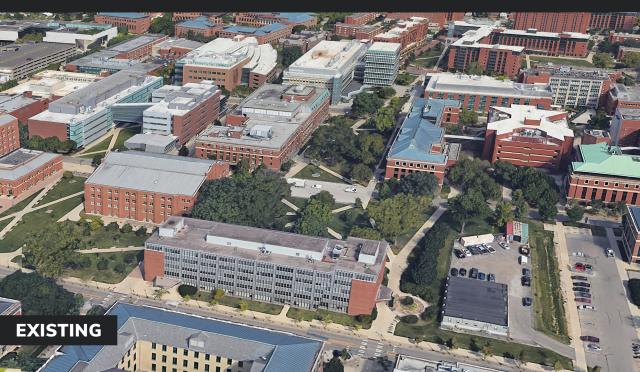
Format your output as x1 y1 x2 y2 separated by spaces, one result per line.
41 302 324 372
94 12 151 34
363 42 401 86
424 73 553 113
194 84 329 171
373 17 429 59
622 205 640 263
234 12 317 28
0 296 21 359
334 23 384 40
0 42 77 83
510 12 637 33
144 216 389 316
281 30 329 53
344 13 379 25
217 24 293 45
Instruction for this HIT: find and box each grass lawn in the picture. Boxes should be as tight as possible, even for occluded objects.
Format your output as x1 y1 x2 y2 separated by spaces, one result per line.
528 220 570 344
286 196 309 210
286 307 373 329
530 56 594 68
0 195 83 253
0 192 39 217
0 219 12 233
292 164 347 184
391 206 437 254
81 135 112 154
112 127 140 151
36 176 86 205
192 290 283 315
328 208 366 238
81 226 148 249
65 251 142 284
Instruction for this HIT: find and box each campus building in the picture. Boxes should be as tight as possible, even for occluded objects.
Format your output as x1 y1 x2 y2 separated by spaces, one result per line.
84 151 229 224
217 24 292 46
0 114 19 157
606 83 640 114
142 81 221 146
0 42 77 83
144 216 389 316
0 93 51 124
491 28 590 58
175 16 222 39
609 32 640 44
94 12 151 34
617 46 640 61
282 40 367 104
28 69 163 148
0 147 63 210
282 30 329 53
424 73 553 113
511 12 592 33
363 42 401 86
520 66 620 109
41 302 324 372
373 17 429 59
2 70 103 99
610 108 640 146
482 105 574 170
384 12 465 29
175 37 278 90
567 142 640 206
622 205 640 263
124 133 178 154
234 12 317 28
385 98 460 185
42 22 118 52
334 23 384 40
194 84 330 170
441 276 509 337
151 38 204 60
172 12 226 24
0 296 21 359
582 129 611 145
345 13 378 25
589 12 638 32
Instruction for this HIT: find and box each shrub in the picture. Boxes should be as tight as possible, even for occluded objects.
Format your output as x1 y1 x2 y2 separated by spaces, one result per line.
120 223 133 233
629 278 640 306
135 227 148 237
178 284 197 297
96 258 108 270
400 296 414 306
106 222 119 231
113 262 126 274
280 160 294 172
63 171 74 179
400 315 418 324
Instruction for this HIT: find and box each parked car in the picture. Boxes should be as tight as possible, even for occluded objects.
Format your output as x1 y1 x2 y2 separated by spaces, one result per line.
573 287 590 293
463 248 471 257
487 273 495 282
573 251 585 257
577 305 595 310
574 292 592 298
606 249 615 257
499 241 510 250
575 297 592 304
450 268 459 277
575 263 586 271
521 276 531 286
519 246 530 256
522 268 531 277
572 275 588 281
454 249 466 259
519 255 528 265
344 187 357 193
459 268 467 277
478 272 486 281
586 344 601 352
574 282 591 288
469 268 479 279
522 297 532 306
580 336 600 343
487 246 496 253
312 184 322 189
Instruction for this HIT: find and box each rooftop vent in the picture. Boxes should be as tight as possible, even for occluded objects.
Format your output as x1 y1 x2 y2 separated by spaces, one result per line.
331 244 343 259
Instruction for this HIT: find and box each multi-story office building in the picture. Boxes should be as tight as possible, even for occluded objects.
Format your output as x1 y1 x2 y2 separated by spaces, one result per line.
151 38 204 60
0 42 77 83
174 16 222 39
334 23 384 40
282 30 329 53
41 22 118 52
511 12 592 33
581 129 611 145
195 84 330 170
345 13 378 25
94 12 151 34
0 114 19 157
172 12 226 24
373 17 429 59
283 40 367 104
567 142 640 206
28 69 163 148
217 23 293 45
491 28 590 57
363 42 400 86
424 73 553 113
2 70 103 100
0 148 63 210
84 151 229 224
175 37 277 90
0 93 51 124
609 32 640 44
589 12 638 32
622 205 640 263
610 108 640 146
142 81 220 145
385 98 460 185
0 296 21 358
234 12 317 28
520 66 619 109
482 105 574 170
606 83 640 114
41 302 324 372
144 216 389 316
384 12 465 29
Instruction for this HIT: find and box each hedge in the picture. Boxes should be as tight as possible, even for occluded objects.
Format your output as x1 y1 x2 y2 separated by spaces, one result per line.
178 284 197 297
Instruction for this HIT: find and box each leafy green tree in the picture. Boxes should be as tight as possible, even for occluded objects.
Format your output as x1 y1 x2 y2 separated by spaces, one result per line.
494 201 514 228
459 109 478 125
357 133 385 165
368 194 430 241
373 106 396 132
324 357 344 372
448 189 490 233
350 163 372 183
234 158 251 175
395 73 416 85
296 199 332 236
588 109 611 130
566 201 585 223
237 300 249 311
538 190 559 221
178 145 189 156
149 13 174 35
213 288 225 300
22 222 82 278
622 52 640 68
375 86 396 99
292 25 307 33
464 61 485 75
512 189 529 219
593 52 614 68
0 271 81 315
310 190 335 209
397 172 439 197
92 154 103 167
351 92 383 117
281 46 303 67
96 257 109 270
349 227 383 240
120 223 133 233
448 158 501 200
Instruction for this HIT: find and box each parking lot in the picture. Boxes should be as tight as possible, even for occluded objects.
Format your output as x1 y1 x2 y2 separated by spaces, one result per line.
288 179 370 205
449 238 539 344
564 230 638 372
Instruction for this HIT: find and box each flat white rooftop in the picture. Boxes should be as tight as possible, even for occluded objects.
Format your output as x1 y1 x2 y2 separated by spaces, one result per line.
367 41 401 53
488 104 573 141
287 40 366 71
426 73 553 98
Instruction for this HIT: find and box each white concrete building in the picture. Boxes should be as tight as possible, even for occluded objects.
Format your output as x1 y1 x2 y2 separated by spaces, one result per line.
43 23 117 51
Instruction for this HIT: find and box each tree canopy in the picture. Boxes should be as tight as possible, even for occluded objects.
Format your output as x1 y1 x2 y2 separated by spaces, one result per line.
0 271 82 315
448 158 501 201
448 189 490 233
397 172 439 197
296 199 333 236
368 194 431 241
351 92 384 117
281 46 303 68
23 135 76 153
592 52 614 68
149 13 174 35
192 168 291 230
459 109 478 125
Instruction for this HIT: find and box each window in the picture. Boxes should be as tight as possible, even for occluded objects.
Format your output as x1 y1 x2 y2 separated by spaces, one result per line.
183 360 188 367
152 343 157 349
162 345 167 352
184 350 188 356
173 357 177 365
194 362 199 370
216 356 221 363
173 347 178 354
152 353 156 361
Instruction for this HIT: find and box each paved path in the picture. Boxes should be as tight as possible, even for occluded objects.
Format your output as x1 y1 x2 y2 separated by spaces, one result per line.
350 118 368 134
77 247 143 254
331 205 354 214
327 228 342 239
281 198 299 212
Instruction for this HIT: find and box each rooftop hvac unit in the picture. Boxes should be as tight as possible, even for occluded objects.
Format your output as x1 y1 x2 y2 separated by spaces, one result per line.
331 244 343 259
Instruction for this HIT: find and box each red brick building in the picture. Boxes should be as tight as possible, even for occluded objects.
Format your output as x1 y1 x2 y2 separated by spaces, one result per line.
384 12 465 29
0 93 51 125
94 13 151 34
617 46 640 61
567 142 640 206
610 108 640 146
511 12 591 33
194 84 330 171
217 23 293 45
344 13 378 25
174 17 222 39
609 32 640 44
491 28 589 58
334 23 384 40
581 129 611 145
0 115 20 158
152 38 204 60
235 12 317 28
373 17 429 59
589 12 637 32
606 83 640 114
0 148 63 211
84 151 229 224
172 12 225 24
448 41 523 78
482 105 574 170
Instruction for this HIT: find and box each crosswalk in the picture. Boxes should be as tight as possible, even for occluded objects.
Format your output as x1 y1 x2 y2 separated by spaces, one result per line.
356 339 393 358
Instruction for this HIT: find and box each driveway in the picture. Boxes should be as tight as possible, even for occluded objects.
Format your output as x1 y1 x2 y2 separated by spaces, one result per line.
289 180 367 205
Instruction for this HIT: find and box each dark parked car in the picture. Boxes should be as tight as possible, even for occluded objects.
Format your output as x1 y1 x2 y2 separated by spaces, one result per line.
521 276 531 286
572 275 588 281
580 336 600 343
487 273 495 282
454 249 466 259
520 246 530 256
522 268 531 277
574 292 592 298
574 282 591 288
575 297 592 304
478 272 486 281
470 268 479 279
450 268 459 277
459 268 467 277
573 287 590 293
522 297 532 306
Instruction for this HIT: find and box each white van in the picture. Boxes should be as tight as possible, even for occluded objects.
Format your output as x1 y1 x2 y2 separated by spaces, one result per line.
519 255 528 265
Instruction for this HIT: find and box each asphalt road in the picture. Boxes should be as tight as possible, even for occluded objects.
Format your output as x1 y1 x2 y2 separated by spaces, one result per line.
289 180 364 205
564 232 637 372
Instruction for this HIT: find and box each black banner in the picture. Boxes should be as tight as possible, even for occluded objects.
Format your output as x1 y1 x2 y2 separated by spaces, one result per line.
0 316 118 345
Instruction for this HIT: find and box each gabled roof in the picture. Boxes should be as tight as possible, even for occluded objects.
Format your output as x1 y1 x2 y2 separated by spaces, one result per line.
177 16 217 30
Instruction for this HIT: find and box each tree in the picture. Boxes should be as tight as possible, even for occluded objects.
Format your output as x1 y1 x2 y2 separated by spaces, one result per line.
538 190 559 221
622 52 640 68
281 46 303 67
0 271 81 315
296 199 332 236
349 227 383 240
368 194 430 241
22 222 82 278
96 257 109 270
588 109 610 130
292 25 307 34
512 189 530 219
566 201 585 223
351 92 383 117
178 284 198 297
397 172 439 197
149 13 174 35
448 158 501 200
178 145 189 156
553 361 563 371
464 61 485 75
237 300 249 311
494 201 514 227
310 190 335 208
152 288 169 300
459 109 478 125
448 189 490 233
324 357 344 372
234 158 251 175
92 154 103 167
375 86 396 99
373 106 395 132
593 52 614 68
280 159 294 172
350 163 372 183
213 288 225 300
113 262 126 274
